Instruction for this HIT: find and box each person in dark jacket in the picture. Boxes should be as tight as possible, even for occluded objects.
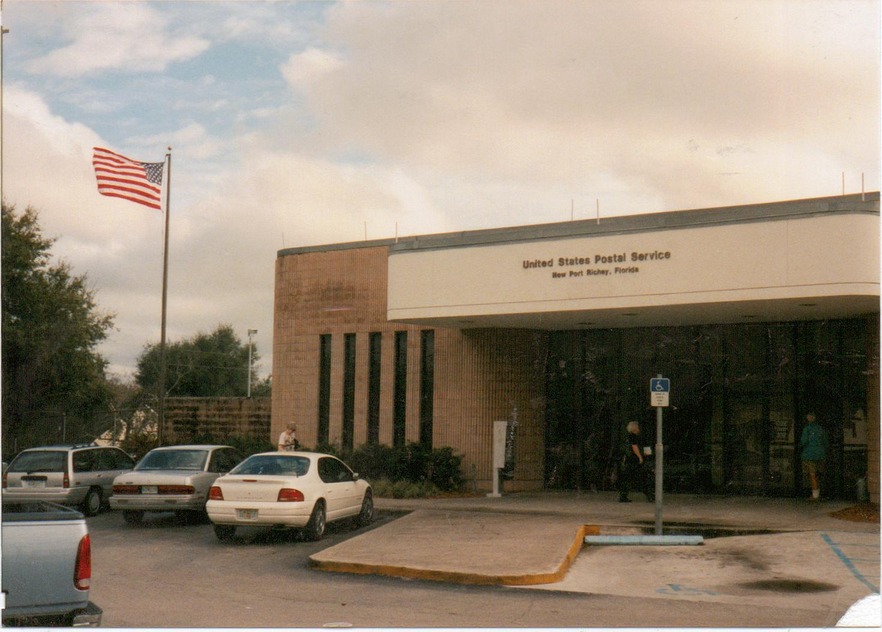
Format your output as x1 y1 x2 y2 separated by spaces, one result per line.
799 413 828 500
618 421 654 502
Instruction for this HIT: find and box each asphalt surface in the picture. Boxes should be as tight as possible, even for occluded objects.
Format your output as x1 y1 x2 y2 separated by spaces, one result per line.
310 491 881 627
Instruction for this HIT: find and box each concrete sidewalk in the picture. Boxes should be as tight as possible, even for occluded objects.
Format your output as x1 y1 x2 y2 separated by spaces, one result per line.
310 491 877 583
309 491 880 626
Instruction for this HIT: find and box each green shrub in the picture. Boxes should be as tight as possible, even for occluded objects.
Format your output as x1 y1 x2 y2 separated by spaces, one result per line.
346 442 463 493
347 443 395 481
392 479 438 498
311 441 343 458
427 446 463 491
370 477 439 498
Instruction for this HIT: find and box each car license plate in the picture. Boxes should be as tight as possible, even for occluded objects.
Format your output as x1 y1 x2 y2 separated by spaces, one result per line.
141 486 158 494
23 479 45 488
237 509 258 521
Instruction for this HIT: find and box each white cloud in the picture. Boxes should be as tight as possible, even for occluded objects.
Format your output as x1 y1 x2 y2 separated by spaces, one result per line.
24 3 210 77
297 0 879 211
281 48 344 90
3 0 878 381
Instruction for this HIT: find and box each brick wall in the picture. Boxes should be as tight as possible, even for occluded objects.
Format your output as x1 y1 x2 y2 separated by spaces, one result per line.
163 397 271 444
272 244 881 498
272 246 547 492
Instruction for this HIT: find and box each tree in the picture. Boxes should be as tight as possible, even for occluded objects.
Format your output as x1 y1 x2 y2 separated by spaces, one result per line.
2 203 115 452
250 374 272 397
136 324 264 397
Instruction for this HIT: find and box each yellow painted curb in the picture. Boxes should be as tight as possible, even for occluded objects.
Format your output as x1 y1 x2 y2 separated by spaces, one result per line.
309 524 600 586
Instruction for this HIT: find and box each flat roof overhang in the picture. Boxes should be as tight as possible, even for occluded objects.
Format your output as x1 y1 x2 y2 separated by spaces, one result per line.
388 293 880 331
386 194 880 331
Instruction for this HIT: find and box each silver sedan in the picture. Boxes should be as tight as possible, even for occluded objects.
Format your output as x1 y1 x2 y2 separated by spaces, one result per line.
110 445 242 524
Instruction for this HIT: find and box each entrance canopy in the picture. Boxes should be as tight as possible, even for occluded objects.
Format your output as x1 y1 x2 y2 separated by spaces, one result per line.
388 194 879 330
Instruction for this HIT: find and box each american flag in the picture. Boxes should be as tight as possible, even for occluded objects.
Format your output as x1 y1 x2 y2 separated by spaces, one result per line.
92 147 164 210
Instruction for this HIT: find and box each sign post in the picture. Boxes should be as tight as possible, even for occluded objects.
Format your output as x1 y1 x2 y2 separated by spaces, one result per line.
650 376 670 535
488 420 508 498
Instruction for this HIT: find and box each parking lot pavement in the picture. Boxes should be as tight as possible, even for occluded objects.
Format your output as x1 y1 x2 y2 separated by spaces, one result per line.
519 530 880 628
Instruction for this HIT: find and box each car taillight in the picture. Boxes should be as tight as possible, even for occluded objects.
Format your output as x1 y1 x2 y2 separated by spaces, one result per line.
113 485 140 494
277 488 304 502
74 534 92 591
208 486 223 501
2 471 6 488
159 485 195 495
63 472 70 489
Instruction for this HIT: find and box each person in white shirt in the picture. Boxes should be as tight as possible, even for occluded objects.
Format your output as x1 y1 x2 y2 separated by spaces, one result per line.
278 423 298 451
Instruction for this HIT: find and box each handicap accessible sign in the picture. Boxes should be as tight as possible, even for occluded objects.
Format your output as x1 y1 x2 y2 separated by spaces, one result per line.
650 378 670 407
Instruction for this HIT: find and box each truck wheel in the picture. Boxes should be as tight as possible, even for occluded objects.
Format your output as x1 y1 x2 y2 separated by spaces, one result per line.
82 488 102 516
123 510 144 525
214 525 236 541
304 501 326 541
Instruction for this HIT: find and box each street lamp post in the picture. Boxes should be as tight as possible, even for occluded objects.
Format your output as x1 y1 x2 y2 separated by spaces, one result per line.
247 329 257 397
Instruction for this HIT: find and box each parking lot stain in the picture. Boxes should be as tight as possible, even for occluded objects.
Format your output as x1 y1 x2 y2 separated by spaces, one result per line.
632 521 779 539
738 579 839 593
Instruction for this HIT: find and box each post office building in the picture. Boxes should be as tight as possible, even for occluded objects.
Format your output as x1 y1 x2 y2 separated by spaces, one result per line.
272 193 880 501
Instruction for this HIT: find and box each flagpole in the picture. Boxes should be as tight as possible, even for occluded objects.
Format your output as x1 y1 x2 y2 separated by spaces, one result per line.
157 146 172 446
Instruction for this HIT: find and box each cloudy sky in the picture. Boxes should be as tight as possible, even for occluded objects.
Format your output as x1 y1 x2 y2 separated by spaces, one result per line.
2 0 879 383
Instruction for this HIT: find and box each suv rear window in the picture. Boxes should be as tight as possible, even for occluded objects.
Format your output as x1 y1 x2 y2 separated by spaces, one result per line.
9 451 66 473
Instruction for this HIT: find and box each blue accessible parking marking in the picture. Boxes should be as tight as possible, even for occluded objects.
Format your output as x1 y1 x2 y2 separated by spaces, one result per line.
821 533 880 594
656 583 718 596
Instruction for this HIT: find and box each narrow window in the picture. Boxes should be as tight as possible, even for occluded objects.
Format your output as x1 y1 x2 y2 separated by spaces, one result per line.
342 333 356 452
393 331 408 447
317 334 332 445
367 332 382 445
419 329 435 447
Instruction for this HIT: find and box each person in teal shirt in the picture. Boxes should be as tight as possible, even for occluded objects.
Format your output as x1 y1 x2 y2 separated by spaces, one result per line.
799 413 828 500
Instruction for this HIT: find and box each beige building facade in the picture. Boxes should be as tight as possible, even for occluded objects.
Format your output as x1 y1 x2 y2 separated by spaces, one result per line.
273 193 880 501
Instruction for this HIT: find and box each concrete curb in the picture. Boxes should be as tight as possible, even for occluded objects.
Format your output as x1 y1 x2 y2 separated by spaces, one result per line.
585 534 704 545
309 524 601 586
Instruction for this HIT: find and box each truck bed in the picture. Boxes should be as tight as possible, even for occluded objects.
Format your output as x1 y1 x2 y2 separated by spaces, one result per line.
2 500 102 626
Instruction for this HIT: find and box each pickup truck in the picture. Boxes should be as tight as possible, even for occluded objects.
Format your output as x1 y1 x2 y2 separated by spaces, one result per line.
1 500 102 627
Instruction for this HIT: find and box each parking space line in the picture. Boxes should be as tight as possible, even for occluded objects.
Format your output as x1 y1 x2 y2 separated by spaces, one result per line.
821 533 879 594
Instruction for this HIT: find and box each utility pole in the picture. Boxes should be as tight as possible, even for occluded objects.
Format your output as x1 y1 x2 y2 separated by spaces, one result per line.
247 329 257 397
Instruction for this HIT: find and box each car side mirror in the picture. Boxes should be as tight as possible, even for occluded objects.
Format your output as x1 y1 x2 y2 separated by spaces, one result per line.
353 473 360 480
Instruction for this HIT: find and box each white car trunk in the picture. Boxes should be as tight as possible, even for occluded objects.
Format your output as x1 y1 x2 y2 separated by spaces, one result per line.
216 476 300 502
114 471 197 486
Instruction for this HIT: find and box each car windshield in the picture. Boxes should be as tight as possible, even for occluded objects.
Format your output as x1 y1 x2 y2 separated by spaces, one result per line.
136 449 208 471
9 451 66 473
230 455 310 477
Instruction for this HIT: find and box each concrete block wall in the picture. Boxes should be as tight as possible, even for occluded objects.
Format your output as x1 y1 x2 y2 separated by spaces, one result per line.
163 397 271 444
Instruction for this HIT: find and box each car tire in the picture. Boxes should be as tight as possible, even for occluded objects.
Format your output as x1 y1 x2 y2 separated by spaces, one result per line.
82 487 102 517
304 501 326 541
122 510 144 525
213 524 236 542
357 490 374 527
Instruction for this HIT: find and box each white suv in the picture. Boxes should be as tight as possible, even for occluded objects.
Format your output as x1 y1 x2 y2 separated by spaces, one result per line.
2 444 135 516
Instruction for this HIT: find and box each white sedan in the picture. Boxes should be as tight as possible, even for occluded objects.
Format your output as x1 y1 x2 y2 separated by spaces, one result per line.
206 451 373 541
